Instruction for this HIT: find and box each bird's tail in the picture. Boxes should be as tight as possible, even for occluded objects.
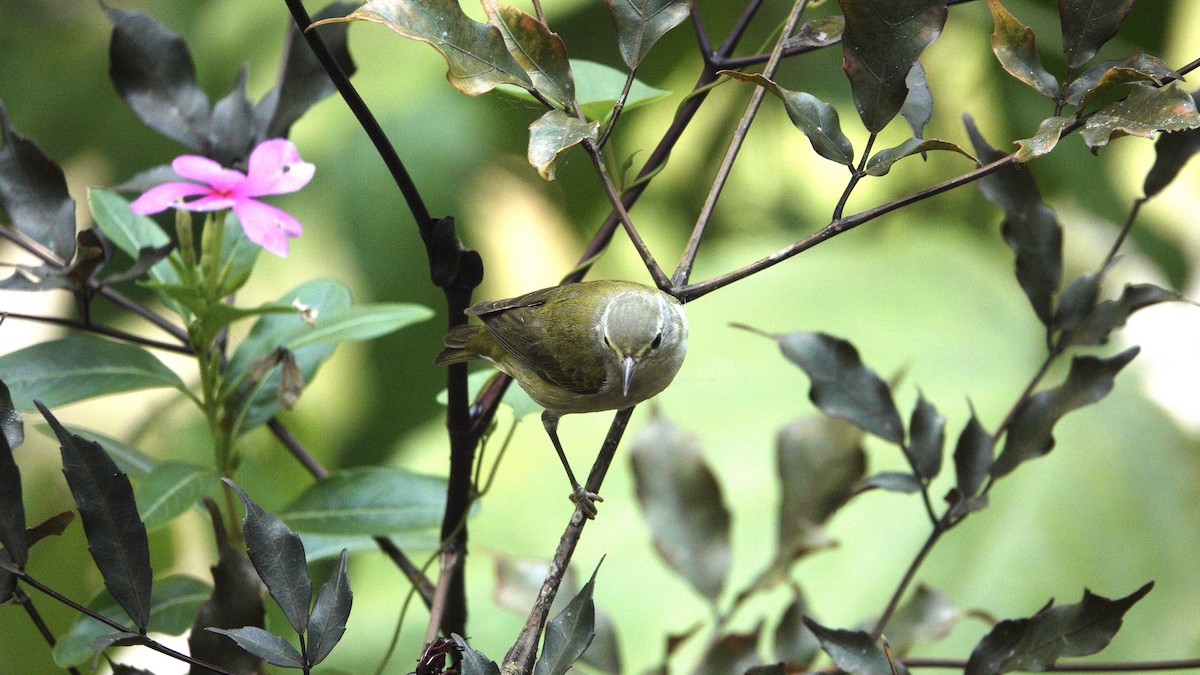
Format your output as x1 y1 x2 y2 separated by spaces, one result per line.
433 324 480 365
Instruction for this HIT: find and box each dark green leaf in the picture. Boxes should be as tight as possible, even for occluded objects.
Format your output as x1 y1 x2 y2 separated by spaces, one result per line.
865 138 973 176
53 575 210 668
723 72 855 166
804 617 909 675
307 549 352 665
0 101 77 259
278 466 446 535
1144 91 1200 197
744 665 786 675
953 412 993 498
582 609 622 674
773 589 819 668
901 61 933 140
966 116 1062 325
528 109 599 180
695 625 763 675
26 511 75 547
206 68 256 168
776 332 903 443
1081 83 1200 153
994 347 1139 478
0 428 26 567
1058 0 1135 68
965 582 1152 674
454 633 501 675
535 563 598 675
1063 53 1179 109
207 627 304 668
104 6 210 149
135 462 217 533
859 471 922 494
484 1 574 106
1014 116 1073 162
1053 267 1108 336
40 402 151 631
226 479 312 635
0 381 21 450
630 414 731 602
988 0 1058 98
0 334 186 411
907 394 945 481
603 0 690 69
323 0 532 95
258 1 358 140
1062 283 1184 347
785 16 845 49
51 425 155 477
776 417 865 553
880 585 958 656
0 549 15 604
836 0 948 132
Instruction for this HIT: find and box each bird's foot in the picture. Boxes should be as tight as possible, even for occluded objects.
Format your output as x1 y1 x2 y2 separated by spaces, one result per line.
569 486 603 519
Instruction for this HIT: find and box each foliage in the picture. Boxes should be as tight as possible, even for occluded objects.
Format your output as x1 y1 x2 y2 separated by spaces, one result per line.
1 1 1199 674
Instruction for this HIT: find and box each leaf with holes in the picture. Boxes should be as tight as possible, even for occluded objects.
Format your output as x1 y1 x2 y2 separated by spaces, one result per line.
1082 83 1200 153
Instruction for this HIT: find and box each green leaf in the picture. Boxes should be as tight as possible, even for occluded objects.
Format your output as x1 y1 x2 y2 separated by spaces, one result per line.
907 394 945 482
135 461 218 533
953 411 993 498
307 549 352 665
966 116 1062 326
324 0 533 95
775 331 904 443
1062 53 1180 109
786 15 845 50
528 109 599 180
573 59 670 121
603 0 690 69
804 617 908 675
55 425 156 477
773 589 820 668
483 0 573 106
88 188 180 290
1058 0 1135 69
40 402 152 631
535 563 599 675
0 334 186 410
207 627 305 668
964 582 1152 674
1144 91 1200 197
859 471 922 494
776 416 865 554
901 61 933 139
1062 283 1185 348
994 347 1139 478
1014 116 1073 163
722 71 854 166
227 479 312 636
1081 82 1200 153
630 414 731 602
865 138 973 176
277 466 447 535
988 0 1058 98
216 211 263 297
454 634 501 675
881 585 958 656
836 0 949 132
695 625 764 674
53 575 210 668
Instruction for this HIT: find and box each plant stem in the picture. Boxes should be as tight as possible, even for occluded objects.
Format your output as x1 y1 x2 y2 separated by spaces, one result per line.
870 521 944 639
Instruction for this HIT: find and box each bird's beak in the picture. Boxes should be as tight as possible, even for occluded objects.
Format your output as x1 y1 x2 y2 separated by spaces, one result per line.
622 355 636 397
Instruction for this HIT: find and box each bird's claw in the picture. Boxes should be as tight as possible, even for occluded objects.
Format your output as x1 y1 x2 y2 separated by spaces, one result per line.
569 486 603 519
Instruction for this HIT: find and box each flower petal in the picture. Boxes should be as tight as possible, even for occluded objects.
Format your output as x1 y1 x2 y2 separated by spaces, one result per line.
232 198 302 257
182 195 238 212
129 182 211 214
172 155 246 190
244 138 315 196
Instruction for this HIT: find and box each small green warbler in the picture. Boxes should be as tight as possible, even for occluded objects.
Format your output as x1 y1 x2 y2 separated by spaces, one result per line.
435 280 688 516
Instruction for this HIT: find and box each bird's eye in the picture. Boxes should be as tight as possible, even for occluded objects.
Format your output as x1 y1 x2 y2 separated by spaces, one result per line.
650 332 662 349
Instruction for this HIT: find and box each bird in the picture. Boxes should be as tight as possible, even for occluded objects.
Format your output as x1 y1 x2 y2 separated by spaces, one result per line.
434 280 688 516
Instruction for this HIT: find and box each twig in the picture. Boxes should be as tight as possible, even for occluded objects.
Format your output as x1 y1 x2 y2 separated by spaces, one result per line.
0 311 192 353
502 407 634 675
889 657 1200 671
672 0 811 288
831 132 878 221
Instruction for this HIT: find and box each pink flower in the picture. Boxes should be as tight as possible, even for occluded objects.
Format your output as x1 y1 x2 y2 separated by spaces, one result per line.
130 139 315 256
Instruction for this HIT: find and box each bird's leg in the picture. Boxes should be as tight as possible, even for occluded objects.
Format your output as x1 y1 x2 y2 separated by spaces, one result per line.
541 410 603 518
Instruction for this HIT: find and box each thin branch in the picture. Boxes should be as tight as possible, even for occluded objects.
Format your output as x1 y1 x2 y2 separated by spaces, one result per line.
831 132 878 221
596 67 637 150
893 657 1200 672
0 311 191 354
13 589 84 675
677 153 1019 302
502 407 634 675
870 522 944 639
673 0 810 288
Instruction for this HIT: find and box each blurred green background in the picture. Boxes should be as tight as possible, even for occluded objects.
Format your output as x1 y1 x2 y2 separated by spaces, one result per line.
1 0 1199 672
